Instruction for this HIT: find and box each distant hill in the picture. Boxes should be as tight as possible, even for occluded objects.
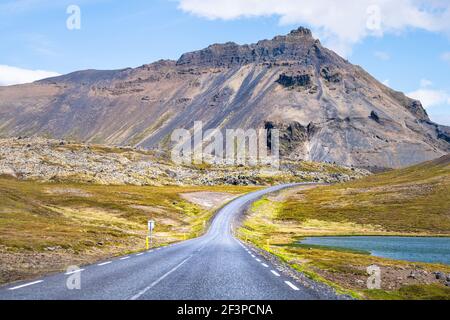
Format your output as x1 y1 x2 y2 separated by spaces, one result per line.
0 27 449 169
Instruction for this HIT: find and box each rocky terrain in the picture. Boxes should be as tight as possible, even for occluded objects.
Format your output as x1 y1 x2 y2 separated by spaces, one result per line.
0 27 448 169
0 137 368 186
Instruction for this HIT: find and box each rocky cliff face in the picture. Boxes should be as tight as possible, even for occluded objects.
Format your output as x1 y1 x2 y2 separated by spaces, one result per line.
0 27 448 169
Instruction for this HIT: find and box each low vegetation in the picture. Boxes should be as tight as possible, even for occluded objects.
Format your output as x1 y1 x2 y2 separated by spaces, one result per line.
281 154 450 234
0 176 259 285
240 155 450 300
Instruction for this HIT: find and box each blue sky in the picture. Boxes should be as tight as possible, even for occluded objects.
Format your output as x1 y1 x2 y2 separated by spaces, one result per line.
0 0 449 125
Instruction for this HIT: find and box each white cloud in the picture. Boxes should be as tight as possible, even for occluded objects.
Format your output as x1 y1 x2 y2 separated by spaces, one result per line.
177 0 450 56
442 52 450 64
408 79 450 109
374 51 390 61
408 89 450 108
420 78 433 88
0 65 60 86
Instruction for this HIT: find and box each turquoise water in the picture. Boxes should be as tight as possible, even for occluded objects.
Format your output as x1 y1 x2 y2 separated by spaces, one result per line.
299 236 450 265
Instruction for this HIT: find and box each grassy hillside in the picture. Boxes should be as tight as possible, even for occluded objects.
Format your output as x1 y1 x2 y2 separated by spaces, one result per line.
0 176 258 284
281 154 450 234
240 155 450 300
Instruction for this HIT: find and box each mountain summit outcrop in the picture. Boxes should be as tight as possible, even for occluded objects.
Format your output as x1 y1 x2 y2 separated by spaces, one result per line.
0 27 448 169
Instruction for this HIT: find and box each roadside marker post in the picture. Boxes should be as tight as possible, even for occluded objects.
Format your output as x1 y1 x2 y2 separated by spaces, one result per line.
147 220 155 250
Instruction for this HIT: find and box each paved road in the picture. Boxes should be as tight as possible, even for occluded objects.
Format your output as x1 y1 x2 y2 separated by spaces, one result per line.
0 184 334 300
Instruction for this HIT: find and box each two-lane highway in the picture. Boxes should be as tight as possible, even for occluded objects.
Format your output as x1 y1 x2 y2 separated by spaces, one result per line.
0 184 337 300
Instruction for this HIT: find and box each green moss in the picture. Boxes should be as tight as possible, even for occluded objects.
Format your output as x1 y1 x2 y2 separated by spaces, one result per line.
366 285 450 300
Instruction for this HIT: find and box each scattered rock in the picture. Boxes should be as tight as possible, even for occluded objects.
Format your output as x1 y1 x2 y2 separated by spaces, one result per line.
369 111 381 123
434 272 446 280
44 246 62 252
0 137 369 186
355 279 365 286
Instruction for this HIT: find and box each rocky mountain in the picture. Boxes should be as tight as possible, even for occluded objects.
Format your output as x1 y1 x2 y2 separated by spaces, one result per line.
0 27 448 169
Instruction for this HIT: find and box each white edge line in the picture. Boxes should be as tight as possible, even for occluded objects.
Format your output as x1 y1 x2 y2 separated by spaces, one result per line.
136 253 144 256
271 270 280 277
285 281 300 291
120 256 130 260
8 280 44 291
98 261 112 266
65 269 84 275
262 263 269 268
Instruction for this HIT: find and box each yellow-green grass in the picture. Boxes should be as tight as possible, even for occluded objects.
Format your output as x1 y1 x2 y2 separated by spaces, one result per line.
281 155 450 234
364 284 450 300
0 176 259 284
239 155 450 299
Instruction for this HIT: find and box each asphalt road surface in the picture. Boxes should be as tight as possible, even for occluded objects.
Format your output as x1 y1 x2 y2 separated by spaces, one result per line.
0 184 336 300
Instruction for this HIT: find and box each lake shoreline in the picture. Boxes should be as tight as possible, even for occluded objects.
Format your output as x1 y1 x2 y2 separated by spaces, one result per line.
299 236 450 265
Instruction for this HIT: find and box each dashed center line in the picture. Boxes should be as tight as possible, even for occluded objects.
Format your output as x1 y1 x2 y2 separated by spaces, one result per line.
130 255 193 300
98 261 112 266
8 280 44 291
271 270 280 277
120 256 130 260
136 253 144 256
261 263 269 268
285 281 300 291
255 258 261 262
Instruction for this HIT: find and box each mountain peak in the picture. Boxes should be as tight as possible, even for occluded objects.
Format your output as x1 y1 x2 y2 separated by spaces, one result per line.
288 26 313 38
176 26 320 68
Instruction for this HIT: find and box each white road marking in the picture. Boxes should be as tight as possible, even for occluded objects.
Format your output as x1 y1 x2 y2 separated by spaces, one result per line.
65 269 85 275
261 263 269 268
256 259 261 262
136 253 144 256
271 270 280 277
130 255 193 300
120 256 130 260
251 255 255 258
285 281 300 291
98 261 112 266
8 280 43 291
